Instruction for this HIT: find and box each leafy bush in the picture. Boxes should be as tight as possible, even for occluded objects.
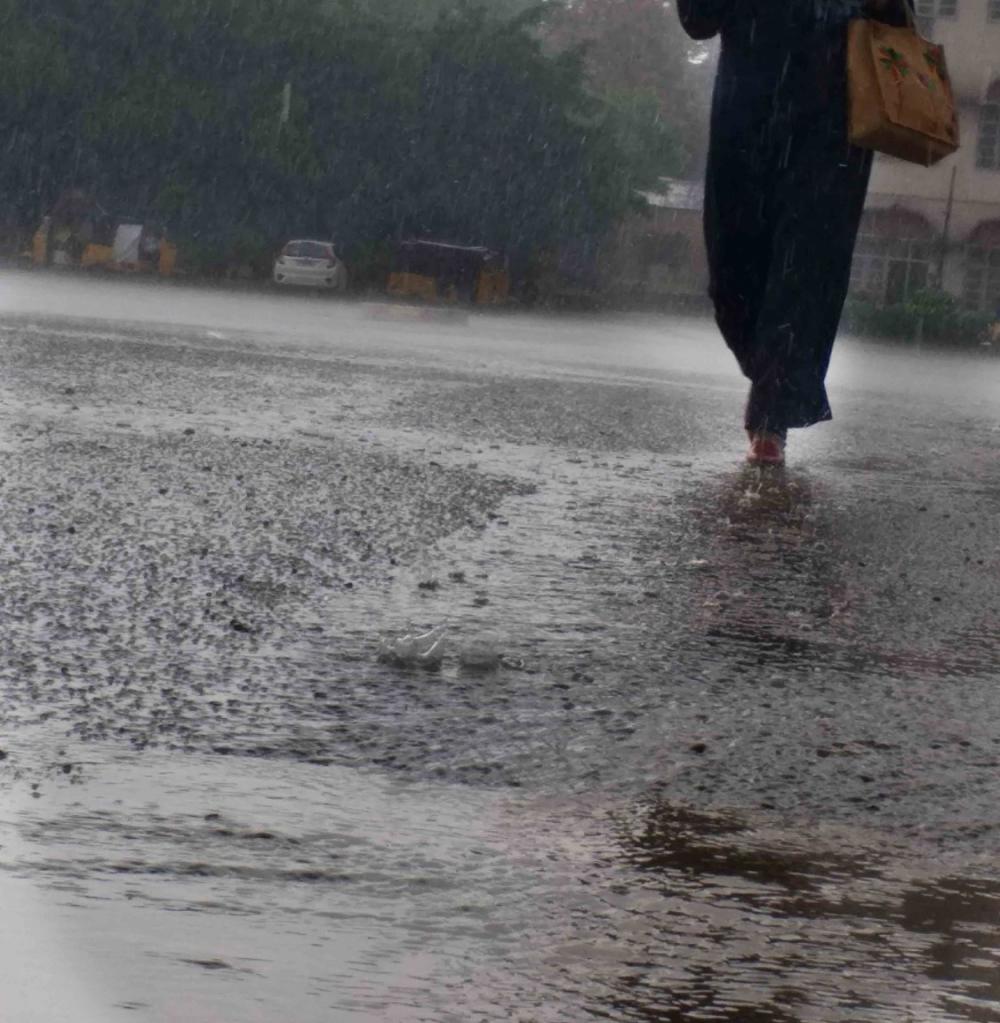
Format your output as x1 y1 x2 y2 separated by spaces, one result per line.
344 240 393 293
843 290 994 347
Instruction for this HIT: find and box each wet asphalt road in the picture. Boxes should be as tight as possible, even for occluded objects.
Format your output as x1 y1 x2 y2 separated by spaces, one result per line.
1 272 999 1022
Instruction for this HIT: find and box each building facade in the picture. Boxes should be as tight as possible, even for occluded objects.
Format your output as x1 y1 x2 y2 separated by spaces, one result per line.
853 0 1000 310
604 1 1000 311
603 180 709 306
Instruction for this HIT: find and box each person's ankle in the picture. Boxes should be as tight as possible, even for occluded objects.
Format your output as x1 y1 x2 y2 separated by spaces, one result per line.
746 430 786 464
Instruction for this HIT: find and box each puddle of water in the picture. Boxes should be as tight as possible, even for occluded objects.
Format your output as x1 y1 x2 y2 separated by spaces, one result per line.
4 739 1000 1023
0 731 523 1023
458 797 1000 1023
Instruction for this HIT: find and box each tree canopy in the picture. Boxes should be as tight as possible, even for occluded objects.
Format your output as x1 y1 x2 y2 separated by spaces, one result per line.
1 0 697 270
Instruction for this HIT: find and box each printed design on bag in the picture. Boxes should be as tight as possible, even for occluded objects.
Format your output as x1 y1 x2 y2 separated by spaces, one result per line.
878 46 910 83
916 70 936 92
860 23 959 158
923 47 949 84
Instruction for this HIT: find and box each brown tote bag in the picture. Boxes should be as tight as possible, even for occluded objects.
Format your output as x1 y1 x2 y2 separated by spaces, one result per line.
847 8 960 166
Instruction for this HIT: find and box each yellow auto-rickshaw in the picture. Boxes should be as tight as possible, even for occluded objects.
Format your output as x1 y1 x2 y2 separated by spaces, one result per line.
387 240 509 305
30 190 177 276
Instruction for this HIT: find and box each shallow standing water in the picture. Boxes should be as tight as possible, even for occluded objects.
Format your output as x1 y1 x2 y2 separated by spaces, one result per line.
1 272 999 1021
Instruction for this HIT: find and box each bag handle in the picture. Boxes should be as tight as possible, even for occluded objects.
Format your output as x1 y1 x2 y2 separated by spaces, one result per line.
902 0 917 32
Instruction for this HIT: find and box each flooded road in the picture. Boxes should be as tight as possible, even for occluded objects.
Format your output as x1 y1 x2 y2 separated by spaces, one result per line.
1 272 999 1021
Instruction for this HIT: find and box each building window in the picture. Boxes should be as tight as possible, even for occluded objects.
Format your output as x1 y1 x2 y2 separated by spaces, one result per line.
852 235 932 304
915 0 957 17
964 246 1000 312
978 104 1000 170
990 0 1000 21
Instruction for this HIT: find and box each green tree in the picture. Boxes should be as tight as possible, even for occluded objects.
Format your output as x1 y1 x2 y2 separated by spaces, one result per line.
543 0 714 177
1 0 681 273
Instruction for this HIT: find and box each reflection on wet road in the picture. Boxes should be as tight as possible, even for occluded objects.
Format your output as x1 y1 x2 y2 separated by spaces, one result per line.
1 275 999 1021
605 800 1000 1022
4 745 1000 1023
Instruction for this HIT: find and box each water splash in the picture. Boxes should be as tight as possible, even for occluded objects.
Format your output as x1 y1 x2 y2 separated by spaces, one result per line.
376 624 448 669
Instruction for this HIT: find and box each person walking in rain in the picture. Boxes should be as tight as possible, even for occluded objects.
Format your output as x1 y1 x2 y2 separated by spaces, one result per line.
679 0 910 464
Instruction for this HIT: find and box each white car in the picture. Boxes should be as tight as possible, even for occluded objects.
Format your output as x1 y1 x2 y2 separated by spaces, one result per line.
273 239 347 290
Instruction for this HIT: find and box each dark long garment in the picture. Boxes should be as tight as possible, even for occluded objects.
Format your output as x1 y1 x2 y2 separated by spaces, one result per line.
679 0 884 433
